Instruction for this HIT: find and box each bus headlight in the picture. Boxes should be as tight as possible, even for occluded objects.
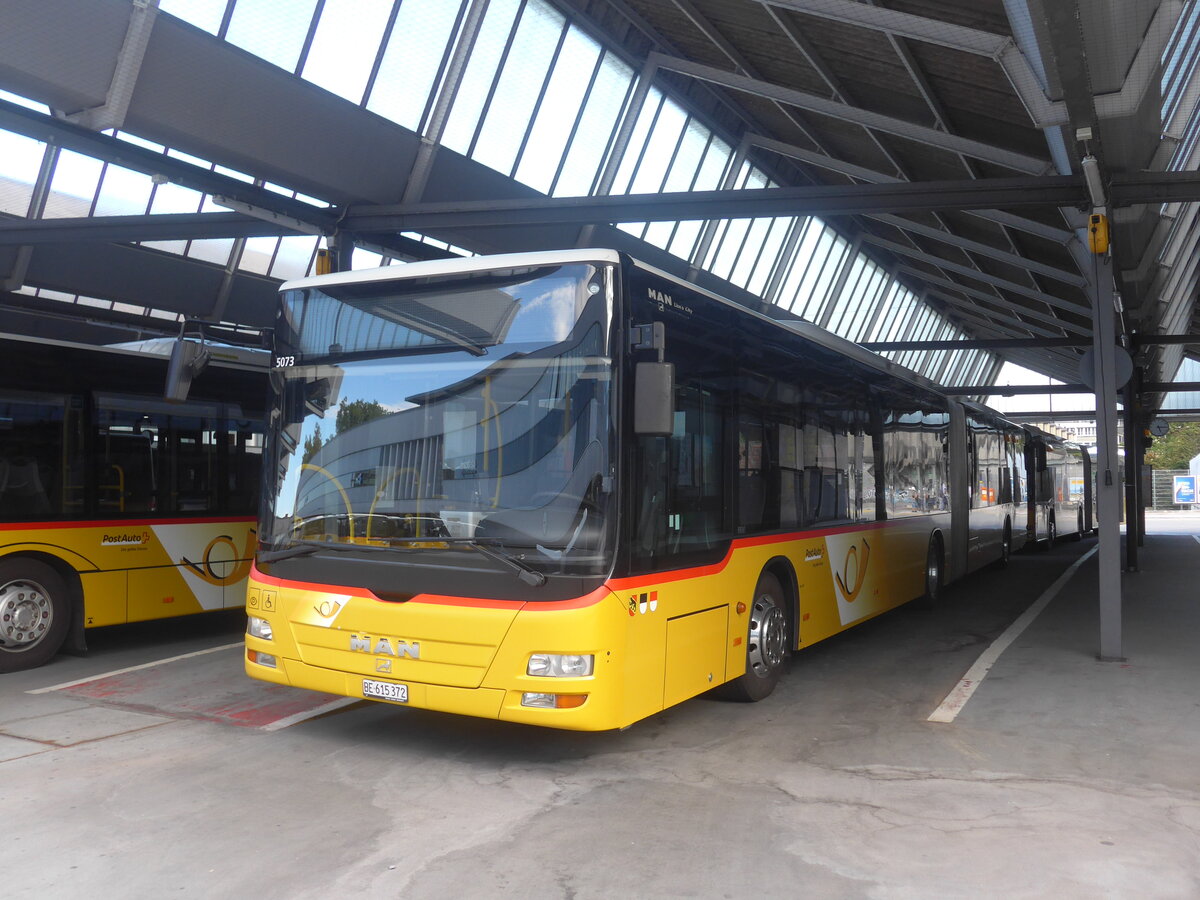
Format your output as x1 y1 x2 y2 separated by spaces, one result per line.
247 616 273 641
527 653 593 677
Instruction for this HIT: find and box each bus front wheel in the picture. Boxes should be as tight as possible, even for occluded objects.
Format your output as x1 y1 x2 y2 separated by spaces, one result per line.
0 558 71 673
719 571 790 703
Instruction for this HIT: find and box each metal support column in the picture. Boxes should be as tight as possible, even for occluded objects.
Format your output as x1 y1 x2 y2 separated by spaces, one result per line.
1093 257 1123 660
1135 413 1148 546
1122 365 1142 571
402 0 490 205
579 55 659 249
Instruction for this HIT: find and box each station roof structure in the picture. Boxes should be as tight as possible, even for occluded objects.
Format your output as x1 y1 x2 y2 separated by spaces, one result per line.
2 0 1200 404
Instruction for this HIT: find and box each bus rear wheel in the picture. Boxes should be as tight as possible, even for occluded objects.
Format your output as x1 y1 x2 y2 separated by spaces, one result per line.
0 559 71 673
920 536 944 607
1071 510 1084 542
996 522 1012 568
719 571 790 703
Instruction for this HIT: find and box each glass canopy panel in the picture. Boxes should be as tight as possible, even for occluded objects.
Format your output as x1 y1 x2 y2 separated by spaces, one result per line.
367 0 465 131
643 120 709 250
728 216 776 290
473 2 564 174
553 51 634 197
271 236 321 280
798 231 849 321
610 90 665 196
0 131 45 215
43 150 103 218
744 218 792 297
148 181 204 215
92 164 153 217
225 0 318 72
513 28 601 193
303 0 394 103
440 0 521 155
241 236 280 275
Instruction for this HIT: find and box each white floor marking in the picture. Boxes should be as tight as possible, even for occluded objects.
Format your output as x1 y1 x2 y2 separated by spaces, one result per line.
27 642 244 694
927 546 1098 724
260 697 361 731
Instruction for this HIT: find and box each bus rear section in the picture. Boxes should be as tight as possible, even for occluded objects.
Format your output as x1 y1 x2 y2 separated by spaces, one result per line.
1024 427 1090 547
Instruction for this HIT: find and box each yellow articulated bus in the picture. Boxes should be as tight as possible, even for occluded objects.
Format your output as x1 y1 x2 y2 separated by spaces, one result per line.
0 335 265 672
246 249 1037 730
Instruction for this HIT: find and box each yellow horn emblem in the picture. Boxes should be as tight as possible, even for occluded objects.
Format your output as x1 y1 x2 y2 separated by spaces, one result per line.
835 539 870 602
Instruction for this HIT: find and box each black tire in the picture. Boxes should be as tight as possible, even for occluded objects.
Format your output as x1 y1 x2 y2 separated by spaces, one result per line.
996 522 1012 569
0 558 72 673
1070 511 1084 542
1046 516 1056 549
718 571 790 703
919 535 944 607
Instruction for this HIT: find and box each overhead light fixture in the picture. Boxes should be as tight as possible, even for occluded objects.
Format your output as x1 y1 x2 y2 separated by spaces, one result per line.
1081 154 1107 210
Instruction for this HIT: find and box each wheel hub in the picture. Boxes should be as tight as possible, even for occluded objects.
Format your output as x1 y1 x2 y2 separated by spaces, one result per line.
0 579 52 649
747 595 787 676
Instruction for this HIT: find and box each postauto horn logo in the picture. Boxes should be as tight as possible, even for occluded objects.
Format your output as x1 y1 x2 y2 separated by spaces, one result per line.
179 530 257 587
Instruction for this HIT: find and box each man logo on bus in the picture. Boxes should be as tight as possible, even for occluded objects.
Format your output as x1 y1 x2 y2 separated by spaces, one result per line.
834 539 870 603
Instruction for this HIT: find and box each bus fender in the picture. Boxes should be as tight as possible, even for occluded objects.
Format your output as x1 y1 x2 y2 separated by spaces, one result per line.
762 555 799 648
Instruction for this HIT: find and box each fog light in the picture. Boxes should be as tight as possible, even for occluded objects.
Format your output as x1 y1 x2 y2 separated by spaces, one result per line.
521 692 588 709
247 649 277 668
527 653 594 677
247 616 273 640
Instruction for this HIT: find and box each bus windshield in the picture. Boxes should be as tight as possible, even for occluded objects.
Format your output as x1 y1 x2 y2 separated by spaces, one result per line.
259 262 617 586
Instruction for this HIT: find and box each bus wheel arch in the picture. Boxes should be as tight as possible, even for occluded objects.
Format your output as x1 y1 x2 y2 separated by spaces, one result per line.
0 554 80 673
718 559 795 703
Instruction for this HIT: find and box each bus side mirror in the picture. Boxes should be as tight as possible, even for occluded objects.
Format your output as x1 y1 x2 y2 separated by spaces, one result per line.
634 361 674 436
164 338 210 403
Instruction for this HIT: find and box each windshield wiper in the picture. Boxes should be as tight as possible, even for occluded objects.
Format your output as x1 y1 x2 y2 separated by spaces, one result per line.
398 537 547 587
259 536 547 586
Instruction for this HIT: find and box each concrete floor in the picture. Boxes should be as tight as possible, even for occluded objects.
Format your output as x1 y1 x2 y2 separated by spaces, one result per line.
3 516 1199 898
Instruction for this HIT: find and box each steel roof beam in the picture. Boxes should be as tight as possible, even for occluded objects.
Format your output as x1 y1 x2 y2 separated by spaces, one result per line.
863 337 1086 351
758 0 1181 129
745 134 1076 243
0 99 338 231
870 213 1086 286
870 235 1090 314
346 176 1087 230
649 52 1051 174
0 212 301 244
916 277 1090 336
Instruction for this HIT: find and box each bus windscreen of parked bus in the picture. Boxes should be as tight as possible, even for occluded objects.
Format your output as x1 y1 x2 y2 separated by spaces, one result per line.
257 263 617 599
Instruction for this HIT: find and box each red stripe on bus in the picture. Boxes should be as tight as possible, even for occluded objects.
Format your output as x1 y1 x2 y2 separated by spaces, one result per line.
251 516 933 612
250 564 614 611
607 518 927 592
0 516 256 531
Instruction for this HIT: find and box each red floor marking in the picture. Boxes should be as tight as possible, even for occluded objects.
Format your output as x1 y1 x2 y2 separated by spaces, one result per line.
63 670 344 728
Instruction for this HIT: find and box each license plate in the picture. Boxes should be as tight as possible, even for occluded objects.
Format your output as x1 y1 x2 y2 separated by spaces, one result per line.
362 678 408 703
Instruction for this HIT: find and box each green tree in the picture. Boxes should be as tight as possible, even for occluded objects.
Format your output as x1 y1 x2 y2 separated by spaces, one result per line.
335 398 388 434
1144 421 1200 469
302 423 323 464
